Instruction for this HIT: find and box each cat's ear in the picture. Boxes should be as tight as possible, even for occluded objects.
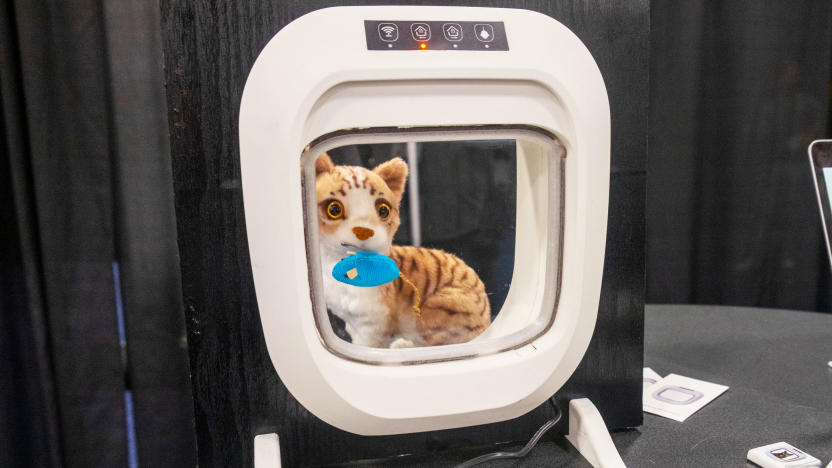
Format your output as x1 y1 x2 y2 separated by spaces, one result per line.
315 153 334 177
373 157 408 197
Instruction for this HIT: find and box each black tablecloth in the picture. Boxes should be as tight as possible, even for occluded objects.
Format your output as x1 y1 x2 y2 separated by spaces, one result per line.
371 305 832 467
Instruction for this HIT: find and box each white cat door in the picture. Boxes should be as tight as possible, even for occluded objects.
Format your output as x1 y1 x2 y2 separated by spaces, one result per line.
240 6 609 434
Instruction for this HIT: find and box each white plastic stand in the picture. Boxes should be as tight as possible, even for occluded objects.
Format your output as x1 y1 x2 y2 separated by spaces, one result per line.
254 433 282 468
566 398 626 468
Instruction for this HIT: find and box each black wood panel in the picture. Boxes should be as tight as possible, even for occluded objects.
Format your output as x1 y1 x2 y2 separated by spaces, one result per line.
102 0 198 466
160 1 646 466
558 172 646 429
8 1 128 466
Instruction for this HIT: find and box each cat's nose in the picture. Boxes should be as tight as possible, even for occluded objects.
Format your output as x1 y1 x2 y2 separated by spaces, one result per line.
352 226 374 240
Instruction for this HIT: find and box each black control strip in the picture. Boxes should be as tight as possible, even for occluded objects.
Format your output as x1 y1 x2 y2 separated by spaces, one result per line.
364 20 508 51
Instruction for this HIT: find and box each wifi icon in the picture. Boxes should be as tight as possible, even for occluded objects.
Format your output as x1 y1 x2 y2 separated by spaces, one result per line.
377 23 398 42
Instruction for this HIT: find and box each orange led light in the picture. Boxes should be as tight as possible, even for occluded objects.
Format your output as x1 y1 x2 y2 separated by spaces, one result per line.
420 43 427 49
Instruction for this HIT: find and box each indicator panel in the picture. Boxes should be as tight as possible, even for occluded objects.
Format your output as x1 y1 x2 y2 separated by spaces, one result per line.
364 20 508 51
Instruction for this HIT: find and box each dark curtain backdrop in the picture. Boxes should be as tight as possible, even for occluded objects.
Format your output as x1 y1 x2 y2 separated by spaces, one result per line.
649 0 832 312
0 1 195 467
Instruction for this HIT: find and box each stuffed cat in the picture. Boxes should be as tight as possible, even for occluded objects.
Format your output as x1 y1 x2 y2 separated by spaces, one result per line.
315 153 491 349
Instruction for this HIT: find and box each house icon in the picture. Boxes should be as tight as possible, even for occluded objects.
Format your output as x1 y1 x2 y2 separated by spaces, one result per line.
443 23 463 41
411 23 431 41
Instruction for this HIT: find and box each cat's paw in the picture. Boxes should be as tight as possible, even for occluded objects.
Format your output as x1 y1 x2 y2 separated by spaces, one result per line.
389 337 415 349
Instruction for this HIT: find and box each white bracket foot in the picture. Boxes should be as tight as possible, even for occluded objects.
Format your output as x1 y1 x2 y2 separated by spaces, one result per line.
254 433 282 468
565 398 626 468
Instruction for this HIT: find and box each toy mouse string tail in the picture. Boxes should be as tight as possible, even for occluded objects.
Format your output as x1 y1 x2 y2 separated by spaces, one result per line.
398 273 422 320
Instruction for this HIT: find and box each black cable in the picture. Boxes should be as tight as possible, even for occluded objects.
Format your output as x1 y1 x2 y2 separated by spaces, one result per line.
454 398 562 468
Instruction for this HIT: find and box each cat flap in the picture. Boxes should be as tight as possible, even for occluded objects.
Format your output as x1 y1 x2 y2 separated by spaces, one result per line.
301 126 564 365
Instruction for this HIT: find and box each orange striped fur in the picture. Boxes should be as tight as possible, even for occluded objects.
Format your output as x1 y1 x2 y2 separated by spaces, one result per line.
315 153 491 348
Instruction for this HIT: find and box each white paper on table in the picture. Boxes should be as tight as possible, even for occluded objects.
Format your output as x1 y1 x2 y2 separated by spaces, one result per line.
643 373 728 422
643 367 662 389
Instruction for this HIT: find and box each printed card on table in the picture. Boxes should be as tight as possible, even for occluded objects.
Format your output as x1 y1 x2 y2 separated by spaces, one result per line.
643 373 728 422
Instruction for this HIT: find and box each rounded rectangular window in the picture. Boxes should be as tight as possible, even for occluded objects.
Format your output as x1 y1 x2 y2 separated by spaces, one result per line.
301 126 564 364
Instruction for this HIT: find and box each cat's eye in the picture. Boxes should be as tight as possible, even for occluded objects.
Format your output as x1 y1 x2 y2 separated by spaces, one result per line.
326 200 344 219
377 203 391 220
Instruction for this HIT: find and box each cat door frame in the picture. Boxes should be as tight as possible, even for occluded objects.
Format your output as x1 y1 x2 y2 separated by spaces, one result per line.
239 6 609 434
301 125 565 365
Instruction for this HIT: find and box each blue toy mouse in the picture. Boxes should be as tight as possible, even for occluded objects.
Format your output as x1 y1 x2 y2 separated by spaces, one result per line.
332 251 400 287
